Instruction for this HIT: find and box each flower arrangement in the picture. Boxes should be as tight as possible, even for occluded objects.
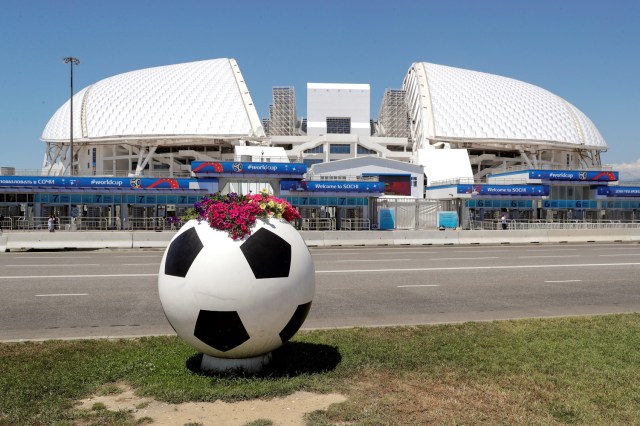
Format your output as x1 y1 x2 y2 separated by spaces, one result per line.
165 215 181 226
194 190 301 240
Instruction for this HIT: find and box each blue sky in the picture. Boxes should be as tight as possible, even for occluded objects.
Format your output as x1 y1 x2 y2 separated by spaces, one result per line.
1 0 639 174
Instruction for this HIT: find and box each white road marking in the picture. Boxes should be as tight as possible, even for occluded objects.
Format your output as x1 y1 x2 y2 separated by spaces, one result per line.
335 259 411 262
430 257 499 261
599 253 640 257
316 262 640 273
310 249 367 252
122 263 161 266
0 256 93 259
0 273 157 279
592 247 640 250
311 247 438 256
545 280 583 283
397 284 440 288
6 264 99 267
445 250 505 253
520 255 581 259
35 293 88 297
526 249 578 252
113 255 163 258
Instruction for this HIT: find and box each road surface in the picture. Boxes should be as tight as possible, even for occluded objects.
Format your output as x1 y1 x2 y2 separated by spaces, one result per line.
1 243 639 341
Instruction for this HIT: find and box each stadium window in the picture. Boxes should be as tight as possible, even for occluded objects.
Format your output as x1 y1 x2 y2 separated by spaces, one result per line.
357 145 376 155
303 159 323 167
304 145 324 154
412 176 417 187
330 144 351 154
326 117 351 134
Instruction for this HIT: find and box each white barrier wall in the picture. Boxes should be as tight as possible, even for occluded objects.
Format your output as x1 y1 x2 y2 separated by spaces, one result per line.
2 229 640 252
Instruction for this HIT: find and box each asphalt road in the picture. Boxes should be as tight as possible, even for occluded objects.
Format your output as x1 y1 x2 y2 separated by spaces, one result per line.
1 243 640 341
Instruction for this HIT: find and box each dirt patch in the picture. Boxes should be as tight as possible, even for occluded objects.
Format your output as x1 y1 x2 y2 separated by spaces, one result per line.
77 383 347 425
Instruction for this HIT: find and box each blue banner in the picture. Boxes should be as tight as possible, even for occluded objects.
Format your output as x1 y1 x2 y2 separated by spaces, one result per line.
438 211 458 228
529 170 618 181
458 184 549 196
192 161 306 175
597 187 640 197
0 176 206 190
280 180 385 193
378 208 395 230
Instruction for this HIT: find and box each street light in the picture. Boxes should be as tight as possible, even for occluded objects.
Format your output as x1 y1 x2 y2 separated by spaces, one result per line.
63 57 80 176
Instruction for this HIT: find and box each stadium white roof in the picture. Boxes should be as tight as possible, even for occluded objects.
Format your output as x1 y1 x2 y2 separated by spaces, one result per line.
41 58 265 143
404 62 606 149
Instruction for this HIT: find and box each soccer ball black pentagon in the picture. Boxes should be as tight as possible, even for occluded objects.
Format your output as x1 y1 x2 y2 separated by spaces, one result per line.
158 218 315 359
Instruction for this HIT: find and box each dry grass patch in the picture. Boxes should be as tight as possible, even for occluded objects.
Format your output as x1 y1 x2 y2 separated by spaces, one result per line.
76 383 346 426
315 370 566 425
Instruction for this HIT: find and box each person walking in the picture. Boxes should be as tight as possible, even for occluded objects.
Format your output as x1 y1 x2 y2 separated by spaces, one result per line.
0 214 4 231
501 214 508 230
48 215 55 232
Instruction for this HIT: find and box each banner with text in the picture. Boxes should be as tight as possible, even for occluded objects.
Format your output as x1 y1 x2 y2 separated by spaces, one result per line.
597 186 640 197
458 184 549 196
0 176 210 190
280 180 385 193
529 170 618 181
192 161 306 175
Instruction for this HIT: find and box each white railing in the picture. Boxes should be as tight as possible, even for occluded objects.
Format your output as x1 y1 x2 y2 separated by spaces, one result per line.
300 218 335 231
8 216 118 231
429 177 475 186
341 219 371 231
122 217 179 231
490 163 614 174
221 155 293 163
305 174 379 182
5 169 194 178
470 219 640 231
0 217 12 231
3 216 183 231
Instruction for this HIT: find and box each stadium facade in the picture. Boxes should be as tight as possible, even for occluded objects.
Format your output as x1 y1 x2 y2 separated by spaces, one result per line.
1 57 639 231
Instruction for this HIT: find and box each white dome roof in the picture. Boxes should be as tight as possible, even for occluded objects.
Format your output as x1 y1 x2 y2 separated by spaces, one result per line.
42 58 264 142
405 62 606 149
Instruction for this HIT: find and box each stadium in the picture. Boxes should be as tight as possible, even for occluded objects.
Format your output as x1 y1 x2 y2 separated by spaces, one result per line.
1 57 638 231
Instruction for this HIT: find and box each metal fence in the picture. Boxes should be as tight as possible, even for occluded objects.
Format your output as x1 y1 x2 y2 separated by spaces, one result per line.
340 219 371 231
372 198 442 230
4 214 640 233
472 219 640 231
2 216 180 232
300 218 335 231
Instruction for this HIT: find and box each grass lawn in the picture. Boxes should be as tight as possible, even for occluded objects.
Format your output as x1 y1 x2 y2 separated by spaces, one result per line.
2 313 640 425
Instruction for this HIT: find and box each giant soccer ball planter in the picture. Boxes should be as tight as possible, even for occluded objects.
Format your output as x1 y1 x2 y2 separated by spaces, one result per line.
158 218 315 373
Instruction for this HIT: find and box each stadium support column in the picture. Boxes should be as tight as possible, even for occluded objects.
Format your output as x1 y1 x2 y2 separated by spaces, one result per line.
63 57 80 176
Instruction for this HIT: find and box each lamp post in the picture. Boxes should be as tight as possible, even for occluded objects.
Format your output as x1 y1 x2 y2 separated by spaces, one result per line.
63 57 80 176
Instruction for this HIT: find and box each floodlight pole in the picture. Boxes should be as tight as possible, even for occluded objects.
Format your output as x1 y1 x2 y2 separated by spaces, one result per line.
63 57 80 176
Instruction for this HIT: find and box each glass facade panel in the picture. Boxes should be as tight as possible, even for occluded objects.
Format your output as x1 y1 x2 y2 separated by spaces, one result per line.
326 117 351 134
304 146 323 154
329 144 351 154
357 145 376 155
302 159 323 168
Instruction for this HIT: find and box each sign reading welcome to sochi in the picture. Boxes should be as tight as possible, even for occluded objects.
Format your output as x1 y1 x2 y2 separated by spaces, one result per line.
191 161 306 175
458 184 549 196
280 180 385 193
597 187 640 197
529 170 618 181
0 176 198 189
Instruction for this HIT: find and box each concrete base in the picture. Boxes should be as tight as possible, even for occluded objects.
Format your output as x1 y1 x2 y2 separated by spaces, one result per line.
200 352 272 374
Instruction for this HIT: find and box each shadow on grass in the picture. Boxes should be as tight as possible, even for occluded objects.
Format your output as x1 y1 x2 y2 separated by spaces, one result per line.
186 342 341 378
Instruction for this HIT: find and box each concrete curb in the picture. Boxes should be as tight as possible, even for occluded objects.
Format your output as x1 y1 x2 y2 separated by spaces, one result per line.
2 228 639 252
